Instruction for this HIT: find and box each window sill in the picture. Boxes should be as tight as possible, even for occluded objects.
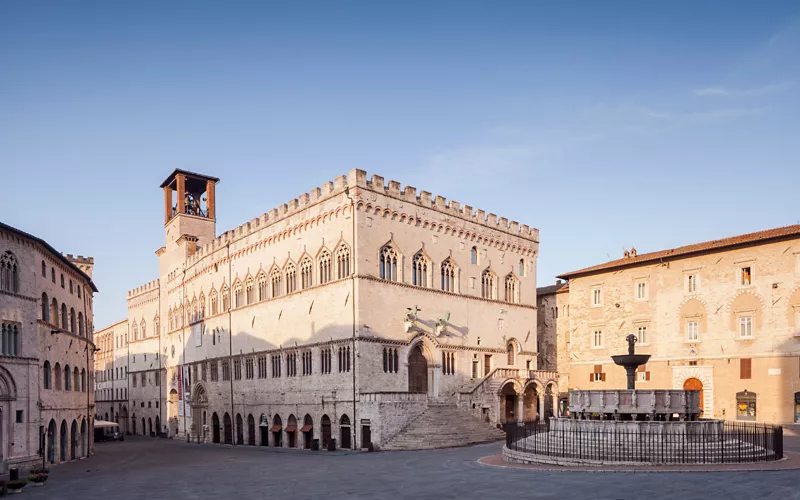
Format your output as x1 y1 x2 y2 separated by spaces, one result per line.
684 340 702 344
591 346 606 350
735 336 755 341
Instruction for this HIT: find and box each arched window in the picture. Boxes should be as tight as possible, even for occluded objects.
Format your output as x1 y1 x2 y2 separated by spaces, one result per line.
51 298 58 325
140 319 146 339
42 260 47 278
0 251 19 293
81 368 86 392
441 258 457 292
61 304 68 330
43 361 52 389
1 323 19 356
54 362 62 390
318 249 332 284
504 274 518 303
221 285 230 311
234 281 243 308
191 297 198 321
507 342 515 366
73 367 79 392
132 321 139 341
70 308 76 333
60 274 64 288
481 269 496 300
64 365 71 390
198 294 205 319
257 272 268 301
300 257 313 289
336 244 351 278
78 312 84 336
42 293 50 322
285 263 297 293
154 315 160 337
210 289 218 315
245 277 254 304
519 259 525 277
412 251 429 287
270 268 282 298
379 245 398 281
471 246 478 265
51 267 55 283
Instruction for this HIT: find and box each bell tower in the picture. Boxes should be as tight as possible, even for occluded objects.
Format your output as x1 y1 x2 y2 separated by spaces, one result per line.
159 169 220 263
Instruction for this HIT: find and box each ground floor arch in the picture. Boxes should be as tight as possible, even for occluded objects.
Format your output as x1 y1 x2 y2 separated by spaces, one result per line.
212 413 220 443
80 418 87 458
286 414 297 448
47 419 56 463
155 415 161 437
408 344 429 394
236 413 244 445
223 412 233 444
247 414 256 446
70 420 78 460
684 378 704 416
340 414 351 449
321 415 331 449
522 383 539 421
499 381 522 424
141 417 145 436
271 415 282 447
120 406 129 434
59 420 67 462
302 414 313 449
148 417 153 437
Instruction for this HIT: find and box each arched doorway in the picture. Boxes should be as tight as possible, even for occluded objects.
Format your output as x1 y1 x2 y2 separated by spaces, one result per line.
339 415 351 449
141 417 145 436
683 378 704 415
132 416 137 435
271 415 282 447
120 406 129 434
236 414 244 445
544 385 554 420
795 392 800 423
212 413 220 443
155 416 161 437
148 417 153 437
59 420 67 462
70 420 77 460
408 344 428 393
522 384 539 421
302 414 313 449
223 413 233 444
47 420 56 463
169 389 179 436
80 419 87 458
500 382 519 424
286 414 297 448
321 415 331 450
247 414 255 446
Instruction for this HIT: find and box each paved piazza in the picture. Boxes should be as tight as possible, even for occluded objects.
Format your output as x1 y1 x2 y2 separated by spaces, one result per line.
24 428 800 500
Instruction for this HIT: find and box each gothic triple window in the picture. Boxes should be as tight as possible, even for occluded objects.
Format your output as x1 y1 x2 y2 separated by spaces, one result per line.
318 250 332 284
210 290 218 316
442 351 455 375
412 251 429 287
257 272 268 301
245 277 254 305
338 346 351 373
270 268 282 298
382 347 399 373
0 251 19 294
221 285 230 311
1 322 19 356
191 297 198 322
300 257 313 289
379 245 398 281
441 258 456 292
285 263 297 294
336 244 351 279
504 274 518 303
234 282 243 308
198 294 205 319
140 319 146 339
481 269 496 300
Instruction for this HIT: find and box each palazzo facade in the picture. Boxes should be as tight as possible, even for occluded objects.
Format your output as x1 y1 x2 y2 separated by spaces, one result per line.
539 225 800 424
98 168 553 450
0 222 97 473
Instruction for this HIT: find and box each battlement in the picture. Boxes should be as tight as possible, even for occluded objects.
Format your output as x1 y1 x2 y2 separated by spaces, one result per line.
350 169 538 240
180 169 538 269
64 254 94 265
127 278 160 299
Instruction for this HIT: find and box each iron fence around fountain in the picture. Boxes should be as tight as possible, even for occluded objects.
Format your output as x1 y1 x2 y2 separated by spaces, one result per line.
504 420 783 465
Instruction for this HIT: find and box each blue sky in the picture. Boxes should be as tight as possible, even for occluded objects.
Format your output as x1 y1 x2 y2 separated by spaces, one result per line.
1 1 798 328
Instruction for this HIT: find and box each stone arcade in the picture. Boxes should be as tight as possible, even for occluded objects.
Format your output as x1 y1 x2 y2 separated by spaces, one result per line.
96 169 555 451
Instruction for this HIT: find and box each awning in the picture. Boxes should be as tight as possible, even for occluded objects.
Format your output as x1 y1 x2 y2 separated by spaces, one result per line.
300 424 312 433
270 424 282 432
285 424 297 432
94 420 119 429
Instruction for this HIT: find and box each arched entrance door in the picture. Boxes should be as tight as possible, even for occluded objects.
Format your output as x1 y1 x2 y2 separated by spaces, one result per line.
80 419 87 457
522 384 538 421
236 414 244 445
70 420 77 460
148 418 153 437
683 378 704 415
120 406 129 434
302 414 313 449
141 418 145 436
321 415 331 450
339 415 351 449
47 420 56 463
59 420 67 462
408 345 428 394
155 416 161 437
212 413 220 443
500 382 519 424
271 415 282 447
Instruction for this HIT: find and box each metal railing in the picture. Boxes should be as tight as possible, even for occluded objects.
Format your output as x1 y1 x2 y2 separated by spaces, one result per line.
504 419 783 464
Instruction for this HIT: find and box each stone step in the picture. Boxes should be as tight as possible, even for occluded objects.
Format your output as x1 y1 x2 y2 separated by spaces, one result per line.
382 404 505 451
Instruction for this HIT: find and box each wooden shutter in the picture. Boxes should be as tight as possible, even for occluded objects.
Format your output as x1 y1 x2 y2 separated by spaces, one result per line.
645 371 650 381
600 373 606 382
740 358 752 379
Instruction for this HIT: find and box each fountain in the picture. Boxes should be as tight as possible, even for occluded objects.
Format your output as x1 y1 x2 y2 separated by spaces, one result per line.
501 332 783 466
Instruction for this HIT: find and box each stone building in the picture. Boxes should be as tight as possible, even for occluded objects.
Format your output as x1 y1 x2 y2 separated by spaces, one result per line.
541 225 800 424
0 222 97 473
94 320 130 434
98 168 556 450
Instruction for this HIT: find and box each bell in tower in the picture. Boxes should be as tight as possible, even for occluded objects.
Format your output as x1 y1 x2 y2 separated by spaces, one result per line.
159 170 220 258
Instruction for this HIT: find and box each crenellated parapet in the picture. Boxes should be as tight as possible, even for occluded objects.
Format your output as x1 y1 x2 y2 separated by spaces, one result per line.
127 278 161 299
64 253 95 278
350 169 538 243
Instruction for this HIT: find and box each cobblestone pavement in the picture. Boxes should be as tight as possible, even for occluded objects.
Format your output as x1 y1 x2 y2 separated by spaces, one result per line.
24 430 800 500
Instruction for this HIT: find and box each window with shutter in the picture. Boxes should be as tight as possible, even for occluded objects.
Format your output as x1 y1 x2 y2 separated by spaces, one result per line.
740 358 752 379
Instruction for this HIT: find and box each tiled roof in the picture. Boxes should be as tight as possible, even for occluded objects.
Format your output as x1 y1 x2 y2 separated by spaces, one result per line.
558 224 800 280
0 221 99 292
537 281 569 296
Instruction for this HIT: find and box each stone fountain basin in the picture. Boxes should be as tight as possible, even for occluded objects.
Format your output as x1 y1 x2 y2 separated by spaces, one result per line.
611 354 651 367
